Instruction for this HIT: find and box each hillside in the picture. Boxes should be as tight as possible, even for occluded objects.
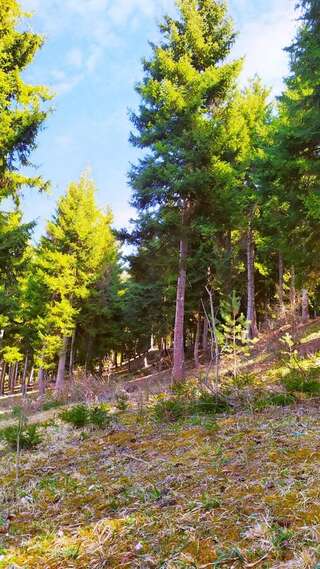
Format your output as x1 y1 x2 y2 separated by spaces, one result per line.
1 321 320 568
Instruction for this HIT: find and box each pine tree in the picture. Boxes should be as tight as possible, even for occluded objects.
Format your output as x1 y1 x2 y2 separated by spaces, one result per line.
230 80 271 338
0 0 51 393
129 0 241 381
0 0 51 197
267 0 320 307
26 173 117 392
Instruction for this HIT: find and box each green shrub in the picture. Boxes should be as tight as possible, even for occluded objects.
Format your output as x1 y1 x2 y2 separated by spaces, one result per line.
232 373 255 388
152 397 185 422
172 379 199 400
282 369 320 395
255 393 296 410
42 399 63 412
89 405 111 428
0 423 42 450
191 392 230 415
61 404 112 429
60 404 90 428
115 392 129 412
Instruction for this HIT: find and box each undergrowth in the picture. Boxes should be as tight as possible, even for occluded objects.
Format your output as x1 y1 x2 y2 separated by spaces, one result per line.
60 403 111 429
0 423 42 450
282 367 320 395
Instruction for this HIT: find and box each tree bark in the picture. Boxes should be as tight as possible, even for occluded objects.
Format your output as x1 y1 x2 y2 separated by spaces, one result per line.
194 314 200 369
278 252 285 318
0 362 6 396
172 236 188 382
55 337 68 393
69 330 76 377
290 267 297 317
21 355 29 396
10 363 18 394
28 366 34 387
302 289 309 322
246 221 258 339
38 367 46 397
202 315 209 355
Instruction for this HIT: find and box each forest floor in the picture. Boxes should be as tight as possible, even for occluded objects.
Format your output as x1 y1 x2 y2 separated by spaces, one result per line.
1 320 320 568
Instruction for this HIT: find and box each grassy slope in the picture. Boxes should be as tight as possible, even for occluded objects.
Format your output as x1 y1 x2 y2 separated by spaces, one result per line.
1 322 320 568
1 405 320 568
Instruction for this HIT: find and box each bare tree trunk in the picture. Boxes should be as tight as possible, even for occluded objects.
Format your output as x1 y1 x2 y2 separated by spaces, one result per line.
202 316 209 356
302 289 309 322
172 236 188 383
7 365 12 393
21 355 28 396
246 221 258 339
290 267 297 316
0 362 6 396
194 315 200 369
11 363 18 394
69 330 76 377
55 337 68 393
278 252 285 318
202 288 220 385
38 367 46 397
28 366 34 387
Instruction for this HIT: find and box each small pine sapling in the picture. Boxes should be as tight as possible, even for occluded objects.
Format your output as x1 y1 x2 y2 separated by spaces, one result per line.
220 291 252 380
280 333 307 378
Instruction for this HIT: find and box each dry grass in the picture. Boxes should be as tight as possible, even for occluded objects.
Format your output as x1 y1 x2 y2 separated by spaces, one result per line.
1 320 320 568
1 397 320 567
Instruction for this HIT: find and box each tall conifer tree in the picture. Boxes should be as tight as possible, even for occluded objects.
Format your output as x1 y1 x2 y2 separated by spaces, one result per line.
26 174 117 391
129 0 241 381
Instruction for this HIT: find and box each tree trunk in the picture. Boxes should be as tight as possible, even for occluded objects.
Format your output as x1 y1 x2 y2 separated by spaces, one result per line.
172 236 188 382
28 366 34 387
302 289 309 322
246 221 258 339
290 266 297 316
194 315 200 369
278 252 285 318
55 337 68 393
69 330 76 377
38 367 46 397
11 363 18 394
21 355 29 396
0 363 6 396
202 316 209 355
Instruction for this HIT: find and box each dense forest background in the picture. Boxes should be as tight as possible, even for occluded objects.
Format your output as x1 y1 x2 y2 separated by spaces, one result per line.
0 0 319 394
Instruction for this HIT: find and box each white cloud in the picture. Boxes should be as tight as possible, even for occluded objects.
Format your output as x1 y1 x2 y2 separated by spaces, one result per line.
21 0 297 97
85 46 102 73
231 0 297 94
51 73 84 95
66 48 83 68
21 0 174 94
55 134 74 149
112 202 135 229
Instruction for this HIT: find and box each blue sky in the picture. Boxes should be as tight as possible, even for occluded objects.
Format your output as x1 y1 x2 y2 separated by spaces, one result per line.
20 0 297 238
